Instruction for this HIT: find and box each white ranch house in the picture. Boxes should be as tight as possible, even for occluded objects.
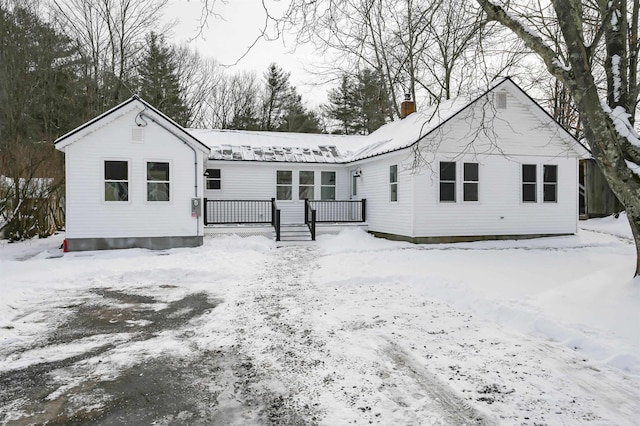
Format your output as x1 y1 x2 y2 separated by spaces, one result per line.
54 78 589 251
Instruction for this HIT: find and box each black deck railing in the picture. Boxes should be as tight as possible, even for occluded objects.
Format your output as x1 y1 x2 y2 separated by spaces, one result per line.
304 199 316 241
204 198 274 225
204 198 281 241
307 199 366 223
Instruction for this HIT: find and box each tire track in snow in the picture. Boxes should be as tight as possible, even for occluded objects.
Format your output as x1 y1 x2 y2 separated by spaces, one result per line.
381 340 493 425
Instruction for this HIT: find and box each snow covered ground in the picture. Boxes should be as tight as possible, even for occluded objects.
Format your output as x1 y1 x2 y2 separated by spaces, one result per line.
0 215 638 424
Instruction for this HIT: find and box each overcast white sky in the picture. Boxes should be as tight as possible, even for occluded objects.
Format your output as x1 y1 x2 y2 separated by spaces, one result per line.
165 0 329 107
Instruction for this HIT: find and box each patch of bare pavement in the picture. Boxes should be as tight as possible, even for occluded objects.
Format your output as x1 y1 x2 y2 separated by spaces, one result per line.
0 285 328 425
0 289 227 425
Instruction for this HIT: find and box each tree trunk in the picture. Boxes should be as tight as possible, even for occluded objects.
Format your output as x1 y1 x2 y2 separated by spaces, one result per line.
627 211 640 276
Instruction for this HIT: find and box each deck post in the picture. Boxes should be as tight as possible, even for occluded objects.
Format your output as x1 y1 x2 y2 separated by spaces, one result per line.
203 198 208 225
275 209 281 241
361 198 366 222
310 210 316 241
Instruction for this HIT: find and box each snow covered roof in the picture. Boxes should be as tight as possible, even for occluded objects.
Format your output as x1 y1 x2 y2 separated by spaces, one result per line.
186 77 587 163
187 129 371 163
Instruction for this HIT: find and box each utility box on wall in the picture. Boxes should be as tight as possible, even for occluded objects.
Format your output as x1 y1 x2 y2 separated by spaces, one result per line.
191 198 202 217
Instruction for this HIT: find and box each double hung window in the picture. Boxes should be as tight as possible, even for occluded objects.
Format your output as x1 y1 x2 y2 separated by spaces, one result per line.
104 160 129 201
543 165 557 202
390 165 398 202
439 162 456 202
321 171 336 200
206 168 221 190
463 163 479 202
147 162 170 201
299 171 315 200
276 170 292 200
522 164 537 202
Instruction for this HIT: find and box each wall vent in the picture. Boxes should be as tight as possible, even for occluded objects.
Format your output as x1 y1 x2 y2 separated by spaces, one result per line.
496 92 507 109
131 127 144 143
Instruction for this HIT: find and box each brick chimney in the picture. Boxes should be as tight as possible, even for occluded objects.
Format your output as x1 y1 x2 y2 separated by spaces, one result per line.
400 93 416 118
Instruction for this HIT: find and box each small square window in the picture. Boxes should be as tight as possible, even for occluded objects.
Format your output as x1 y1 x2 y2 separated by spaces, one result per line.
206 168 221 190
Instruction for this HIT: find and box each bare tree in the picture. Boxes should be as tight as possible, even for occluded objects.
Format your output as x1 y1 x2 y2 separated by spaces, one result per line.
475 0 640 275
49 0 170 114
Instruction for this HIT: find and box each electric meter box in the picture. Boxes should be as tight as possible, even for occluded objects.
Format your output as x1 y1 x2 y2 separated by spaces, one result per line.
191 198 202 217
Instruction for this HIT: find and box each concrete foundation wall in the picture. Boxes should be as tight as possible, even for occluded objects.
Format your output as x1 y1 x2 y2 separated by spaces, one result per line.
66 236 203 251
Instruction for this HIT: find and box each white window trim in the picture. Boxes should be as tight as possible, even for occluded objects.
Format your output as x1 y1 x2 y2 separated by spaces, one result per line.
206 168 222 191
146 159 172 203
543 164 558 203
389 165 398 203
276 170 293 202
320 171 337 201
521 163 538 203
439 161 456 203
103 158 130 203
462 162 479 203
299 170 315 201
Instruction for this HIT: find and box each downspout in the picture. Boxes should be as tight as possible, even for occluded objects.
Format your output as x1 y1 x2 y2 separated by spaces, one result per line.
137 110 201 237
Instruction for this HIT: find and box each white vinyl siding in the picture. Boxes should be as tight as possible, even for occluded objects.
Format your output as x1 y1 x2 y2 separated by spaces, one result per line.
63 107 206 239
414 155 577 238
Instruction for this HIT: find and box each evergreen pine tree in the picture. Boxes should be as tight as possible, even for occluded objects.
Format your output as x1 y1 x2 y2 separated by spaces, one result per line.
137 33 189 126
261 63 320 133
325 69 391 135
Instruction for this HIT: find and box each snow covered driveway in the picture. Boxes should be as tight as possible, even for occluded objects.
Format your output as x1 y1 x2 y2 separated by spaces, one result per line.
0 217 638 425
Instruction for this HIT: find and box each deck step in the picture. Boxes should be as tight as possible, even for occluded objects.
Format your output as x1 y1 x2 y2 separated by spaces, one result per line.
278 224 313 241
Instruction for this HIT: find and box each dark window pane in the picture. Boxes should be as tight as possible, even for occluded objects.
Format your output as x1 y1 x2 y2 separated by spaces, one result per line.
522 164 536 182
300 171 315 185
464 163 478 181
463 183 478 201
207 180 221 190
147 182 170 201
390 165 398 182
440 162 456 181
147 162 169 181
277 186 292 200
299 186 314 200
523 183 536 202
544 183 557 202
105 182 128 201
440 182 455 201
390 183 398 202
207 168 221 178
321 186 335 200
321 171 335 185
277 170 292 185
544 165 557 183
105 161 127 180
